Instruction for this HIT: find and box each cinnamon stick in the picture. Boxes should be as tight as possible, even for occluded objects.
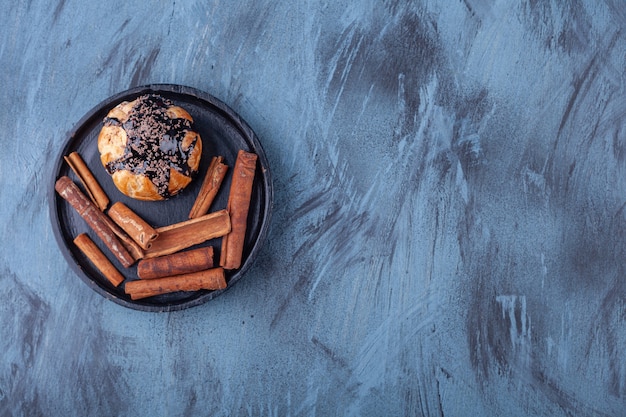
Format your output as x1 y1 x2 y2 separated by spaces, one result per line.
124 267 227 300
73 233 124 287
220 150 257 270
143 209 231 259
104 218 145 262
189 156 228 219
55 176 135 267
108 202 158 250
64 152 109 211
137 246 214 279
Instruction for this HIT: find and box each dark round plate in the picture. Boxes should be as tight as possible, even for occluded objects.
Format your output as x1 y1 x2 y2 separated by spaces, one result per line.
49 84 272 312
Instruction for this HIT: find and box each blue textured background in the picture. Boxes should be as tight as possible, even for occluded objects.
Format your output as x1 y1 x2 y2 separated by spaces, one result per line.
1 1 625 415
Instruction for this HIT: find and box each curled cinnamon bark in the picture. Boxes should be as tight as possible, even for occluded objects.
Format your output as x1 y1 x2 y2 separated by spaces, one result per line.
73 233 124 287
108 202 158 250
103 218 145 262
220 150 257 270
55 176 134 267
64 152 109 211
144 209 231 259
137 246 214 279
189 156 228 219
124 267 227 300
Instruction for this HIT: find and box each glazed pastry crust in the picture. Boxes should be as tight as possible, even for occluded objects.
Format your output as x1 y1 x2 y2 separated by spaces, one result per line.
111 170 162 201
97 125 127 167
97 94 202 201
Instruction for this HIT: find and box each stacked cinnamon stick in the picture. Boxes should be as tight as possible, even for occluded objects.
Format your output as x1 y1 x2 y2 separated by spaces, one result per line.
55 150 257 301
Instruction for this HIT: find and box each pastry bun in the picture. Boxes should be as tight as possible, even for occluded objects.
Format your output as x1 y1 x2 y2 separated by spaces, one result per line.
97 94 202 201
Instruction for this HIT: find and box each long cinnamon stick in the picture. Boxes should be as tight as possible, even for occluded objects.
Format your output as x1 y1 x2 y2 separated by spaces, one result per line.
143 209 231 259
64 152 109 211
55 176 134 267
137 246 214 279
73 233 124 287
220 150 257 270
189 156 228 219
124 267 227 300
108 202 158 250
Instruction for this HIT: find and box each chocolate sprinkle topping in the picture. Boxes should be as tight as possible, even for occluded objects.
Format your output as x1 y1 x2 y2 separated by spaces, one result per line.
103 94 200 198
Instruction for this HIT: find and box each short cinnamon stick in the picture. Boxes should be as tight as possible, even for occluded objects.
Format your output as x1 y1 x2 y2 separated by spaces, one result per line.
64 152 109 211
73 233 124 287
220 150 257 270
108 202 158 250
104 219 145 262
55 176 134 267
124 267 227 300
143 209 231 259
137 246 214 279
189 156 228 219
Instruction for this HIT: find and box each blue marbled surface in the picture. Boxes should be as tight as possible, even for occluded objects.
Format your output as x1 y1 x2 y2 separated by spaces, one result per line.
1 0 625 415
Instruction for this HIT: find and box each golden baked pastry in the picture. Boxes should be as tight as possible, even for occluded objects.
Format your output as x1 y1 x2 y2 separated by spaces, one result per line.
97 94 202 201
